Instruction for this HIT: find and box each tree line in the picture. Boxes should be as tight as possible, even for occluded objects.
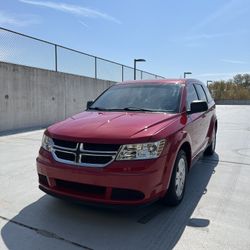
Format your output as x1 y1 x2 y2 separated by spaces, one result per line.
208 74 250 100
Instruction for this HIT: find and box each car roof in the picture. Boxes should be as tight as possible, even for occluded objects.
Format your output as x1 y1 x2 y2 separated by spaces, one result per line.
117 79 203 86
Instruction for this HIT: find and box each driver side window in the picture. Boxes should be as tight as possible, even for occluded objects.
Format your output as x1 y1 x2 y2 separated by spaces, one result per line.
186 84 198 111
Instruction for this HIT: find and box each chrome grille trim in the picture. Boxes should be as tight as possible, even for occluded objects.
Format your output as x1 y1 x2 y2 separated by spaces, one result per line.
51 139 119 167
80 153 117 157
80 144 117 154
52 139 78 150
53 144 78 151
52 149 76 165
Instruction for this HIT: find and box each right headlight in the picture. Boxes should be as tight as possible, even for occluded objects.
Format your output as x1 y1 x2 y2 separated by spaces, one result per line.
41 134 53 152
116 139 166 160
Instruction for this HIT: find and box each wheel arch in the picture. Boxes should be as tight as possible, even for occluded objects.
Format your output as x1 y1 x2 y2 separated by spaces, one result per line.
215 119 218 133
178 141 192 171
207 114 218 139
161 142 190 206
161 137 192 193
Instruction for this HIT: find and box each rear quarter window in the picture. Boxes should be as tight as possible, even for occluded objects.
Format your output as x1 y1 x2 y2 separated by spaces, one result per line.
186 84 199 111
202 85 213 103
194 84 207 102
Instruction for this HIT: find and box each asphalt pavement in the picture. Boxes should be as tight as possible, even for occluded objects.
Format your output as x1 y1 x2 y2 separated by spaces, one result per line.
1 105 250 250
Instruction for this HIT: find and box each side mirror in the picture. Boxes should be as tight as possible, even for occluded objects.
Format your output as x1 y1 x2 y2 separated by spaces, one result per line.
86 100 94 109
189 100 208 114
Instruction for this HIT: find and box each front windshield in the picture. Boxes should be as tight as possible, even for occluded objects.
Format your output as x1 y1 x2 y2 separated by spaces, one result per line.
89 83 181 113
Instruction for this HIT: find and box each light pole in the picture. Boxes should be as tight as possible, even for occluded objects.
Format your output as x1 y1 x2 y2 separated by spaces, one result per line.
207 80 213 87
184 72 192 78
134 59 146 80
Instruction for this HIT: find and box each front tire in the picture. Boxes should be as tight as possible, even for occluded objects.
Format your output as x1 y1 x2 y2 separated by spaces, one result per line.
205 127 216 156
162 150 188 206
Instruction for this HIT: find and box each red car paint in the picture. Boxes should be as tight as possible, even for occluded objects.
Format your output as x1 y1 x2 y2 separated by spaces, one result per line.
36 79 217 206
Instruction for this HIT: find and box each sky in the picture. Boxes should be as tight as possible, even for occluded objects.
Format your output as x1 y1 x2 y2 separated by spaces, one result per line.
0 0 250 83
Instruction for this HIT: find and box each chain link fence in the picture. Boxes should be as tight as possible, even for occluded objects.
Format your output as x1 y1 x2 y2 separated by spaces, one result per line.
0 27 164 82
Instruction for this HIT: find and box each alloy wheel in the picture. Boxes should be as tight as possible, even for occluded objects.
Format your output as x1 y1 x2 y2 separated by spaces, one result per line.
175 157 186 198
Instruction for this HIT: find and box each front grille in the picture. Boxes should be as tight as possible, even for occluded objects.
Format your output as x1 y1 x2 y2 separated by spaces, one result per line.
111 188 145 201
55 179 106 196
53 138 77 149
54 179 144 201
81 155 113 164
51 139 120 167
55 151 76 162
83 143 120 151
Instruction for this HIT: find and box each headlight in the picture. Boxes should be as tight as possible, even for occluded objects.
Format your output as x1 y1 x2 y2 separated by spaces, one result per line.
116 139 166 160
41 134 53 152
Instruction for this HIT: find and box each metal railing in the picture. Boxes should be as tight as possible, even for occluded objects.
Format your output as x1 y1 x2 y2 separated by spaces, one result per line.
0 27 164 82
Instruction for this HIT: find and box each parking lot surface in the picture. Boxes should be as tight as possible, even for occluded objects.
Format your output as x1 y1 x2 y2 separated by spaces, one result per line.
1 105 250 250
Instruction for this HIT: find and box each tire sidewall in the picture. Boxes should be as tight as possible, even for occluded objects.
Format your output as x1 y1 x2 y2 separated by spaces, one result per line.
163 150 188 205
172 150 188 201
205 126 216 155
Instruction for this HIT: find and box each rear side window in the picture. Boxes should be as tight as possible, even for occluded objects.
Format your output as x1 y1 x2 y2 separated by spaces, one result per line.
203 85 213 103
194 84 207 102
186 84 199 111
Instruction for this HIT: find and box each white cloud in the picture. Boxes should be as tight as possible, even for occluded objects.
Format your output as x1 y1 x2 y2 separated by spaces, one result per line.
196 72 235 78
0 11 39 26
170 30 248 48
180 30 248 48
221 59 248 64
190 0 242 31
184 32 235 41
79 21 89 29
196 71 250 79
19 0 121 24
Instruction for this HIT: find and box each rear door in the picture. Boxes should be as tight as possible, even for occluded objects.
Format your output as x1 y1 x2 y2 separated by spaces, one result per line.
193 83 211 150
185 83 203 157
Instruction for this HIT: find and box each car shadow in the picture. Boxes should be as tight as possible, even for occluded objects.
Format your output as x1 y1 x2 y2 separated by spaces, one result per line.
1 153 219 250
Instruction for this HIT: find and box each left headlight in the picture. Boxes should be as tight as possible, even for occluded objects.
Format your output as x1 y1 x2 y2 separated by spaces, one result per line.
116 139 166 160
41 134 53 152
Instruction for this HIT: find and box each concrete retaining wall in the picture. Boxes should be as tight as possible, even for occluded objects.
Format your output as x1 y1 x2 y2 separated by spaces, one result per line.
0 62 114 133
215 99 250 105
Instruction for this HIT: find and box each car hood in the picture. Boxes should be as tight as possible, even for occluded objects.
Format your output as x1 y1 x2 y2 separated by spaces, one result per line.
47 111 179 143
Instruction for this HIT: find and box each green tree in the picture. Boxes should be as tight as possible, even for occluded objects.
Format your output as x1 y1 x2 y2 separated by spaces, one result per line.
208 74 250 100
233 74 250 87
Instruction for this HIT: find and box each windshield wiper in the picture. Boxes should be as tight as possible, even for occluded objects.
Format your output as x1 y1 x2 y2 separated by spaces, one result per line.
123 107 175 113
88 106 108 111
89 106 161 112
122 107 156 112
88 107 122 111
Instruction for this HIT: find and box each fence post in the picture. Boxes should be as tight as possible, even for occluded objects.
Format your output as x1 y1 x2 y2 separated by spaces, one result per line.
122 65 124 81
95 57 97 79
141 71 143 80
55 44 58 71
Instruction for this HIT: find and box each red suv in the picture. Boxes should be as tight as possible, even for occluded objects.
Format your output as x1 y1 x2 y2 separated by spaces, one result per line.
37 79 217 206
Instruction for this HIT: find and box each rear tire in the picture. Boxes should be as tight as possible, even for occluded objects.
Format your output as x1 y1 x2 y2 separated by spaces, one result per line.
162 150 188 206
205 127 216 156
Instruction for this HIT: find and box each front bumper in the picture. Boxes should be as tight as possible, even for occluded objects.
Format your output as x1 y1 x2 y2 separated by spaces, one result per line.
36 148 169 205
